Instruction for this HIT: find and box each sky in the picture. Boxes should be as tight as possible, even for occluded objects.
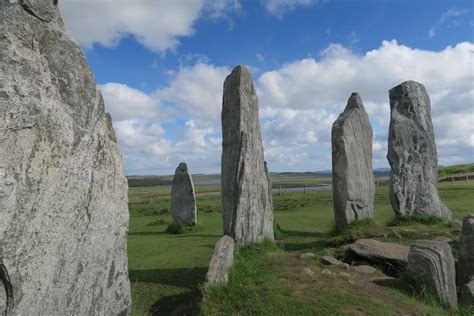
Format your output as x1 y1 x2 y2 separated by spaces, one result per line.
58 0 474 175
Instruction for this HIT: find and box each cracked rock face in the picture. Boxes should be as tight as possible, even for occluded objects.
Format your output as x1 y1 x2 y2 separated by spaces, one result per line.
458 214 474 287
407 240 457 310
221 65 274 246
387 81 451 220
332 93 375 228
171 162 197 226
0 1 131 314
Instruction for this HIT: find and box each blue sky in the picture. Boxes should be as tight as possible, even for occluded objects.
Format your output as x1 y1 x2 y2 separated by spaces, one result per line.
59 0 474 175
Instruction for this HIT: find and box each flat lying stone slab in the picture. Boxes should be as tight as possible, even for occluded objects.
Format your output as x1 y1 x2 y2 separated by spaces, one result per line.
349 239 409 268
407 240 457 310
299 252 316 259
205 236 235 287
370 276 397 287
353 265 378 274
320 256 344 266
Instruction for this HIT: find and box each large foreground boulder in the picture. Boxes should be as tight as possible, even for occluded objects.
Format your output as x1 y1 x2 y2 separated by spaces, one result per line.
221 65 274 246
349 239 409 270
171 162 197 226
0 2 130 314
205 236 235 286
458 214 474 287
387 81 451 220
332 93 374 228
407 240 457 310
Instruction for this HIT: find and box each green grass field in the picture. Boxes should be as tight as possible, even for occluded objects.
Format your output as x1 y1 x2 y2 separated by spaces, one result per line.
128 182 474 315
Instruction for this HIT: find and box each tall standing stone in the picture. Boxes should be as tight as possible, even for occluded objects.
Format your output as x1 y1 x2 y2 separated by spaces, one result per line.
458 214 474 287
387 81 451 220
171 162 197 226
0 1 130 314
221 65 274 246
332 93 375 228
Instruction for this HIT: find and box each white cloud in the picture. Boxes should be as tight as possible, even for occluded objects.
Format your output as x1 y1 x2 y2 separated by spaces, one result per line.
100 41 473 174
257 40 474 170
428 7 468 38
157 63 230 119
99 83 160 121
262 0 319 16
59 0 240 52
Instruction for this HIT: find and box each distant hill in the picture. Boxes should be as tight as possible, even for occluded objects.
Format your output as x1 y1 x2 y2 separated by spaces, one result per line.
126 162 474 187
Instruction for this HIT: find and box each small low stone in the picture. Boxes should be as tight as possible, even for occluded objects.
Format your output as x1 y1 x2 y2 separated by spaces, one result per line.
339 272 351 278
460 280 474 306
321 269 333 275
320 256 343 266
370 277 397 287
300 252 316 259
353 265 378 274
301 267 314 276
434 236 452 243
447 220 462 229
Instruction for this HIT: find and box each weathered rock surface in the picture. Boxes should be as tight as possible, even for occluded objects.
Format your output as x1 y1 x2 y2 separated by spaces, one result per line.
458 214 474 286
221 65 274 246
387 81 451 220
0 2 130 314
299 252 316 259
171 162 197 225
205 236 235 286
332 93 375 228
407 240 457 309
350 239 409 268
460 281 474 306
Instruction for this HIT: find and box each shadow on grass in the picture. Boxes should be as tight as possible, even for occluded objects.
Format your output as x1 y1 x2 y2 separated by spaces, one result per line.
129 267 208 289
150 289 201 316
128 231 167 236
277 227 328 238
132 268 207 315
172 234 221 239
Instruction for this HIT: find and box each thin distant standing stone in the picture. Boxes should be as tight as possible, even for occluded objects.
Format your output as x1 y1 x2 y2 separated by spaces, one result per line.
221 65 274 246
387 81 451 220
332 93 375 228
171 162 197 226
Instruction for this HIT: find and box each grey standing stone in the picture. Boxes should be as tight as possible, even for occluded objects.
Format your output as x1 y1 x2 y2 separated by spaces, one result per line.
205 235 235 286
171 162 197 226
387 81 451 220
332 93 375 228
458 214 474 287
460 281 474 306
221 65 274 246
407 240 457 310
0 2 130 314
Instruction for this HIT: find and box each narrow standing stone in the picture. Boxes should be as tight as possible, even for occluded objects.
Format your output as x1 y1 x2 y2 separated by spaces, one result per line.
387 81 451 220
221 65 274 246
332 93 375 228
171 162 197 226
458 214 474 287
